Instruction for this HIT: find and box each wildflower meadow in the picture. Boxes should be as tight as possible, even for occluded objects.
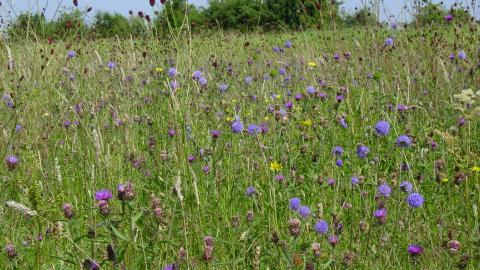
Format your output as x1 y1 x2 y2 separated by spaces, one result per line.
1 0 480 269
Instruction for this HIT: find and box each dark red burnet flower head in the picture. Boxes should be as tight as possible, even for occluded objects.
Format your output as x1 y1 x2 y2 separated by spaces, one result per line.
73 0 78 7
161 0 167 4
149 0 155 6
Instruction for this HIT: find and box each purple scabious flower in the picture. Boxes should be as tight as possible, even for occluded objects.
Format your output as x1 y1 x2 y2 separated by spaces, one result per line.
356 145 370 158
168 67 177 77
218 83 229 93
284 40 292 48
374 120 390 136
339 117 348 128
294 93 303 101
351 176 359 185
244 76 253 85
406 193 424 208
95 189 113 201
458 50 467 60
192 70 202 80
396 135 412 147
327 178 336 186
279 68 286 75
332 146 344 157
377 184 392 197
247 124 260 135
170 81 178 89
306 86 316 94
5 155 18 170
273 46 280 53
245 186 256 197
289 197 301 211
449 53 456 60
384 37 394 46
400 181 413 193
67 50 76 58
198 77 208 87
333 53 340 61
314 220 328 234
335 159 343 167
407 244 423 255
187 155 196 163
231 120 244 133
297 206 311 218
107 61 116 69
397 104 408 112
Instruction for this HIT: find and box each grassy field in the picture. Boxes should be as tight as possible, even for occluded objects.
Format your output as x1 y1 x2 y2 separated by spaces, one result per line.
1 24 480 269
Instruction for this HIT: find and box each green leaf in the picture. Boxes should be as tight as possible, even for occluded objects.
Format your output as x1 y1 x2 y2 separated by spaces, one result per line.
131 211 143 225
110 224 129 241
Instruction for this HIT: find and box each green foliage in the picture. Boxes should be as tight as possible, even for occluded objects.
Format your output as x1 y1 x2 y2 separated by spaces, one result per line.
343 7 377 27
155 0 206 32
205 0 271 31
7 13 49 39
93 12 132 38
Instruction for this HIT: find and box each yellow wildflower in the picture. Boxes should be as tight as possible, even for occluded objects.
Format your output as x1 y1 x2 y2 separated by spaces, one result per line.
226 117 234 123
302 119 313 127
471 166 480 172
155 67 163 73
276 95 282 100
270 161 283 172
307 62 317 68
440 178 449 183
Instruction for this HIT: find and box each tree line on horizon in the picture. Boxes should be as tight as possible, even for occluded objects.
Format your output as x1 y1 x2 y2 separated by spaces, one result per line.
3 0 477 40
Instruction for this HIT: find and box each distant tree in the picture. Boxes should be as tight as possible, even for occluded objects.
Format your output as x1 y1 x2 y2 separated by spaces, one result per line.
205 0 271 31
264 0 342 29
49 10 88 37
156 0 206 32
93 12 132 38
342 7 377 27
7 13 50 39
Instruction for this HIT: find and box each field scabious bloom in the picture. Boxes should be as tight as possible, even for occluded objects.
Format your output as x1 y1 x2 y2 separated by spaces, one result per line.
245 186 256 197
377 184 392 197
400 181 413 193
314 220 328 234
396 135 412 147
289 197 301 210
384 37 394 46
270 161 282 172
297 206 310 218
374 120 390 136
406 193 424 208
231 119 244 133
356 145 370 158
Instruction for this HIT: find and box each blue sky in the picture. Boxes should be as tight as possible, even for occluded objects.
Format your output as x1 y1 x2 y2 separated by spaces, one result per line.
2 0 476 23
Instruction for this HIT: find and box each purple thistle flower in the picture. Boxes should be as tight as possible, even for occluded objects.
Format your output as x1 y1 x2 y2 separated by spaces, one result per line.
289 197 301 211
356 145 370 158
5 155 18 170
377 184 392 197
163 264 177 270
396 135 412 147
275 174 285 182
297 206 311 218
168 129 176 137
245 186 256 197
328 235 338 246
95 189 113 201
400 181 413 193
444 14 453 22
314 220 328 234
327 178 336 186
374 120 390 136
406 193 424 208
407 244 423 255
210 130 221 139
